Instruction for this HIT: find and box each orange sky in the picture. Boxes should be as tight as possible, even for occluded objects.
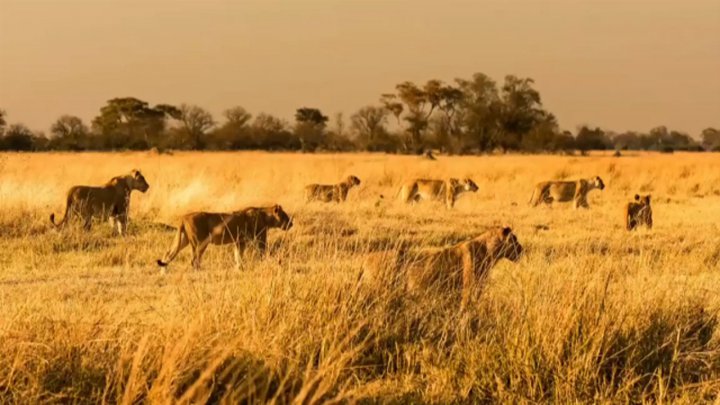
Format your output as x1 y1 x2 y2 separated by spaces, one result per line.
1 0 718 135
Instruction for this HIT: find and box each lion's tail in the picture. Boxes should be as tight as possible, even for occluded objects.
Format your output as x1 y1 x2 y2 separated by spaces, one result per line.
50 194 73 229
157 222 187 267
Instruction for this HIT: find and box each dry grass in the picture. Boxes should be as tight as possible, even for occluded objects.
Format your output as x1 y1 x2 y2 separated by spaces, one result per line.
1 151 720 403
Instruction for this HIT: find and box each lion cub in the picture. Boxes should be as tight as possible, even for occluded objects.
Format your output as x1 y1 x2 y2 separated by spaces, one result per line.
625 194 652 230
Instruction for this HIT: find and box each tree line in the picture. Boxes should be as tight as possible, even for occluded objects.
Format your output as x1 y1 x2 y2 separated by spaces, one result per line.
1 72 718 153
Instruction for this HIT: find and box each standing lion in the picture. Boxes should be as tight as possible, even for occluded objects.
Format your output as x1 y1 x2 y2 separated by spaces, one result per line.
362 226 523 309
156 205 293 271
305 175 361 203
50 169 150 235
529 176 605 209
398 178 479 209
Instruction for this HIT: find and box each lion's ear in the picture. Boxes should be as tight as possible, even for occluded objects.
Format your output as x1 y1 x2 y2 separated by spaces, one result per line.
634 194 640 201
273 205 282 213
502 227 512 237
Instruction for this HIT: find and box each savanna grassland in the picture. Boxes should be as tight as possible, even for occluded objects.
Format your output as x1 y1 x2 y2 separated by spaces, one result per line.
1 151 720 404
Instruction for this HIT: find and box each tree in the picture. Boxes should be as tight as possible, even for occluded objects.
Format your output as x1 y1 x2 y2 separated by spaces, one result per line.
701 128 720 151
351 106 388 141
575 126 610 153
92 97 179 149
395 81 431 148
551 130 576 152
379 94 404 126
496 75 549 151
251 113 298 150
455 73 501 152
295 108 328 128
254 113 287 134
294 108 328 151
521 114 561 152
1 124 38 151
50 115 90 150
612 131 642 150
0 109 6 136
178 104 215 150
332 112 346 139
224 106 252 127
211 106 253 149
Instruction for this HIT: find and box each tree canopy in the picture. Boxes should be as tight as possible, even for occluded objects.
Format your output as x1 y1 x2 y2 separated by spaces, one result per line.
0 72 713 153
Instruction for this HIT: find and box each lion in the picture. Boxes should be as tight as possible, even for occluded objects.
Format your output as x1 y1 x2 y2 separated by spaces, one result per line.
156 204 293 271
362 227 523 309
528 176 605 209
49 169 150 235
305 175 361 203
399 178 478 209
625 194 652 230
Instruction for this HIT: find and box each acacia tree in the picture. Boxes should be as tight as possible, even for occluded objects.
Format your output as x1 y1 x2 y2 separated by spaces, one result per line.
92 98 180 149
379 94 403 126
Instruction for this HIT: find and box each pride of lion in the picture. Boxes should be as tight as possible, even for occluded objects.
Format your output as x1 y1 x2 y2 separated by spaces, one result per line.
47 166 650 308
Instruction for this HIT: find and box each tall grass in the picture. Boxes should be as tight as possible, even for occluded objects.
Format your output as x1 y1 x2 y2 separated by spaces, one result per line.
0 151 719 403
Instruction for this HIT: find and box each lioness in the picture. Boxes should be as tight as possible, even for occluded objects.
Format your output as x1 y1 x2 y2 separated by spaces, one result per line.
399 178 479 209
363 227 523 308
50 169 150 235
529 176 605 209
625 194 652 230
305 175 361 203
156 205 293 271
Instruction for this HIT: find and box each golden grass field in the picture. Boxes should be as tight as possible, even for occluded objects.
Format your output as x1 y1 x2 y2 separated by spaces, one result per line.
1 151 720 403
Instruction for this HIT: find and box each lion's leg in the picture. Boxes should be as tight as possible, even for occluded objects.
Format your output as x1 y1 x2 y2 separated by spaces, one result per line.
460 251 475 311
254 230 268 256
233 241 247 270
401 186 416 204
111 214 128 236
542 191 554 206
82 214 93 231
191 237 212 271
117 218 128 236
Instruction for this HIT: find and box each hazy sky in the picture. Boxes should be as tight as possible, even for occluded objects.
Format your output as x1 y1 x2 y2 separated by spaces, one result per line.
1 0 718 135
